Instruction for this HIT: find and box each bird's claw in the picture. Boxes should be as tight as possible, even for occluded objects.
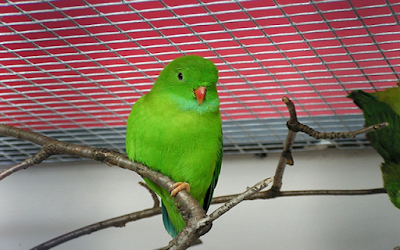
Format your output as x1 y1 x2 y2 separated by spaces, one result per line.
170 182 190 197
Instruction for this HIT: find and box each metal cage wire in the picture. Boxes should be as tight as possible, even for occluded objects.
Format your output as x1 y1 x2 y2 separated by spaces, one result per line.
0 0 399 164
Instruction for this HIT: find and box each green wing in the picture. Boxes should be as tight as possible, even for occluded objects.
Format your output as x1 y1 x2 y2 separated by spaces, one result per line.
381 161 400 209
348 90 400 164
373 85 400 117
161 135 222 238
202 135 223 212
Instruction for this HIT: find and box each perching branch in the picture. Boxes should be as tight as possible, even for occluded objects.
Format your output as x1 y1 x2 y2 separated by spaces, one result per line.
208 177 273 221
0 125 181 197
162 176 274 250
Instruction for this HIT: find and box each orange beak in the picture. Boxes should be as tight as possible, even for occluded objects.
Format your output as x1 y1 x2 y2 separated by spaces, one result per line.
194 86 206 105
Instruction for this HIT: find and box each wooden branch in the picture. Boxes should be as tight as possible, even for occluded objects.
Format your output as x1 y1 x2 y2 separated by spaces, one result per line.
270 130 296 193
211 188 387 204
162 176 274 250
30 207 162 250
29 182 162 250
162 191 208 250
281 96 388 139
269 97 298 194
0 147 54 180
139 181 160 208
277 188 386 197
288 121 389 139
208 177 273 221
0 125 192 206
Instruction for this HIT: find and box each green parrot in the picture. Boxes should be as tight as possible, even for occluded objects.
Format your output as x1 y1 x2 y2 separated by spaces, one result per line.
125 55 222 237
348 83 400 209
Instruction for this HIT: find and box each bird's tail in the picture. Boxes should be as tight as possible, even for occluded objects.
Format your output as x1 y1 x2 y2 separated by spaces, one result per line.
161 202 178 238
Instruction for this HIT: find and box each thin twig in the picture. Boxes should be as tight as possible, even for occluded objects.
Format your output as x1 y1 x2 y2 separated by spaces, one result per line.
29 183 162 250
1 149 47 180
277 188 387 197
290 121 389 139
30 207 162 250
269 97 298 194
0 145 57 180
211 188 386 203
139 181 160 208
281 96 388 140
208 177 273 221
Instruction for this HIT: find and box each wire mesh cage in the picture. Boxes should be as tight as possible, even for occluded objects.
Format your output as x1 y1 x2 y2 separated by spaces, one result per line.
1 0 399 164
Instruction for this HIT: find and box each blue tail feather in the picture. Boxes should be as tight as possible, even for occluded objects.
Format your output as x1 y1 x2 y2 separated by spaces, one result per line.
162 202 178 238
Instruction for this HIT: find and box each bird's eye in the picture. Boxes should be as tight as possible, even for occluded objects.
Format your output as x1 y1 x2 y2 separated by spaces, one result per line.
177 72 183 81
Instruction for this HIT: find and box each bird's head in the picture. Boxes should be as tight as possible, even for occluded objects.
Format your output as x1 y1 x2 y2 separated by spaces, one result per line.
152 55 219 114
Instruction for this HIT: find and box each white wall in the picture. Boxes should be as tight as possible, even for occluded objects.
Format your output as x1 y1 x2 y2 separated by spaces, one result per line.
1 148 399 250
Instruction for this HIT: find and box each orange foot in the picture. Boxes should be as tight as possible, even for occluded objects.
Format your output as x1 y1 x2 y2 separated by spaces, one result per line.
170 182 190 198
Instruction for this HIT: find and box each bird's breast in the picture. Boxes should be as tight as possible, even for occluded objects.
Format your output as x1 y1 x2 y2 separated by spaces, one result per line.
129 106 221 200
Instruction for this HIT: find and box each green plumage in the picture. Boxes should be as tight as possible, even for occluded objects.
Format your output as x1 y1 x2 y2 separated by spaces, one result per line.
348 88 400 209
373 85 400 117
126 55 222 237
